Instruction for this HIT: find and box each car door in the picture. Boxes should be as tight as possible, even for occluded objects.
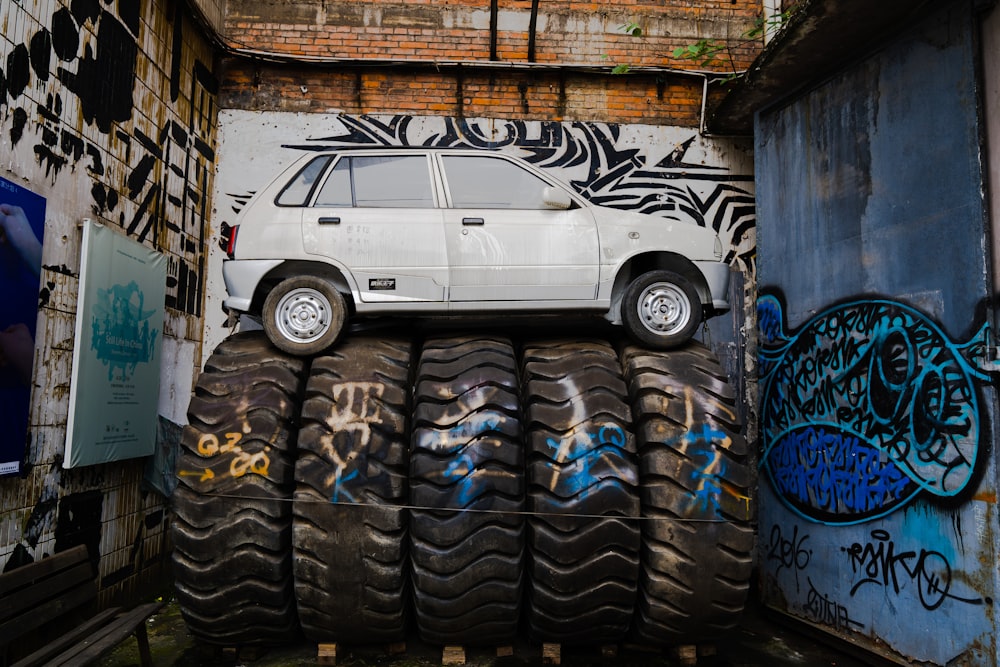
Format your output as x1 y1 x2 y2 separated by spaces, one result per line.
438 154 600 302
302 153 448 303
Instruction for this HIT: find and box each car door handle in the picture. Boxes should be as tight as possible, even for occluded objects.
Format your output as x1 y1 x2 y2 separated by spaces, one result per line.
318 216 341 225
462 217 485 226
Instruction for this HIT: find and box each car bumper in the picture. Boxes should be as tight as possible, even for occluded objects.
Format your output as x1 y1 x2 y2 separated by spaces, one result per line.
694 261 732 313
222 259 283 312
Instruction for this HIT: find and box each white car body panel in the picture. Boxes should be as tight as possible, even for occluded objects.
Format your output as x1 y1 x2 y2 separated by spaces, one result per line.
443 207 599 301
303 206 448 303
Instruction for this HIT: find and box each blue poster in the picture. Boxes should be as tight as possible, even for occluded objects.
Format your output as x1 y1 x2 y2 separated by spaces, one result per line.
0 177 46 476
65 221 166 468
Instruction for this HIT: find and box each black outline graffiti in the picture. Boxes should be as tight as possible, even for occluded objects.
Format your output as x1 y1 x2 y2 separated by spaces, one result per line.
766 523 811 577
1 3 218 318
843 529 987 612
803 577 864 632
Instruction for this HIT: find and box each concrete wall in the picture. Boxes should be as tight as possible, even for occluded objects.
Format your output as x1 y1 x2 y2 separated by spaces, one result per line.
0 0 217 606
754 2 997 664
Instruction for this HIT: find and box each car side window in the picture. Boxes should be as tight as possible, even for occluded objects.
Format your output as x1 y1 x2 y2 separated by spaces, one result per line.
354 156 434 208
276 156 331 206
314 159 352 206
312 155 434 208
442 155 552 209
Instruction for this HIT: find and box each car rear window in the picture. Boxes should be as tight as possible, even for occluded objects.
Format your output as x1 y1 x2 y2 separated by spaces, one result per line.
276 156 332 206
313 155 435 208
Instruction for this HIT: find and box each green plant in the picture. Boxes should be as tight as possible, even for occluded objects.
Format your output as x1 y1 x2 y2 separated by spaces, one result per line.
604 6 798 80
671 5 799 77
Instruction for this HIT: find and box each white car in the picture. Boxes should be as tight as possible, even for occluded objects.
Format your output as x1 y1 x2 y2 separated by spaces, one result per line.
222 148 731 356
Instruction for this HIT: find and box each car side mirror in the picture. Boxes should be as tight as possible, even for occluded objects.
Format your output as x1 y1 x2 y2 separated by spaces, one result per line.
542 186 572 210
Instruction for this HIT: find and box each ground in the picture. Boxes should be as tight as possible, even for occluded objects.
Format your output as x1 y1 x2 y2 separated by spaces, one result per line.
96 598 876 667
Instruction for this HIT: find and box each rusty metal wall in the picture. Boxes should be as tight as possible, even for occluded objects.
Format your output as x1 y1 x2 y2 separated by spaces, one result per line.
753 2 998 664
0 0 218 606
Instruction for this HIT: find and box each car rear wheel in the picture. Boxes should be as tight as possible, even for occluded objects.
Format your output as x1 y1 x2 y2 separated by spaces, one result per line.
622 270 701 349
263 276 346 356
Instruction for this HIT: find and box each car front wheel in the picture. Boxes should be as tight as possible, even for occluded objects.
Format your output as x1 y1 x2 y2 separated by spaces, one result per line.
622 270 701 349
263 276 346 356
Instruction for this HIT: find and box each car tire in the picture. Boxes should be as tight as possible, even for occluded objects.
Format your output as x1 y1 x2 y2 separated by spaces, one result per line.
263 276 346 356
621 342 754 644
293 336 413 643
409 335 524 645
622 270 701 349
171 332 306 645
521 339 640 644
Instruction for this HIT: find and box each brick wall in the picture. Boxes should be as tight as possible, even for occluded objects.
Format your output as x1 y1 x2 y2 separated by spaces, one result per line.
217 0 763 126
220 63 706 125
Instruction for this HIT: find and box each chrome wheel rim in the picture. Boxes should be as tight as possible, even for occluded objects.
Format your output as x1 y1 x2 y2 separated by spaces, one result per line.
637 282 692 335
274 287 331 343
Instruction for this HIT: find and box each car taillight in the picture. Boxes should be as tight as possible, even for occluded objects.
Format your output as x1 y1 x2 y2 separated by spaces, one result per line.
224 224 239 258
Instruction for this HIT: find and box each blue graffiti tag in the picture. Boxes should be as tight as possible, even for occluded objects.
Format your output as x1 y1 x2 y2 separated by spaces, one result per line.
542 423 633 498
684 425 730 516
758 294 991 524
331 467 360 504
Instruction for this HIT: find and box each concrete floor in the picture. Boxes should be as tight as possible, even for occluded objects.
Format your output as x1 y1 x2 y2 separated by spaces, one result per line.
96 599 880 667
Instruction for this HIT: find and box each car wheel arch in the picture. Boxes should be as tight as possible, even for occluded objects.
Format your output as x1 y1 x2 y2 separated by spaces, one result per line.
608 252 711 322
252 260 356 315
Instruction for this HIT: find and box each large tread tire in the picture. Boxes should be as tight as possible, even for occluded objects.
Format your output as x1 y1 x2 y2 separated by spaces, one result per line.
521 339 640 644
171 332 306 645
292 337 412 643
409 335 524 645
621 341 755 644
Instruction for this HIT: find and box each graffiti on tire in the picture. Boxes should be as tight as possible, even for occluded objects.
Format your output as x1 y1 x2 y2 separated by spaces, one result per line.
178 431 271 480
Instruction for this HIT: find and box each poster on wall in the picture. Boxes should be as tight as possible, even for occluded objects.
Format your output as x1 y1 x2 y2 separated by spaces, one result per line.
0 177 46 477
65 221 166 469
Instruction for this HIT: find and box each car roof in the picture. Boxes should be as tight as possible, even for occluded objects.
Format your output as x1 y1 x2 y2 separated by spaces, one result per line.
282 144 505 154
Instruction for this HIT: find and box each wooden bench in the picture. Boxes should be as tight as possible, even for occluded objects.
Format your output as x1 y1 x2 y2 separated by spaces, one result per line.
0 544 165 667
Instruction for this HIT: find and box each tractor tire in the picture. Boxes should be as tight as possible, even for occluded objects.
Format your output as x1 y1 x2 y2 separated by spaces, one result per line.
171 332 306 645
293 337 413 643
409 335 524 645
521 339 640 644
621 342 754 644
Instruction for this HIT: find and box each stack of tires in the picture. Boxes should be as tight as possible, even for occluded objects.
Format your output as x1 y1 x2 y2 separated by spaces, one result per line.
172 331 753 649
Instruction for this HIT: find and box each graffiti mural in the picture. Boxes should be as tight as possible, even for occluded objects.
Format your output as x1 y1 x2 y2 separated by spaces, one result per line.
758 293 993 525
0 1 216 317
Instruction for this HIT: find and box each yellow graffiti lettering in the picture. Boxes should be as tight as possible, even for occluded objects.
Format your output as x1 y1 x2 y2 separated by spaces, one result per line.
229 451 270 478
197 433 219 456
197 432 243 457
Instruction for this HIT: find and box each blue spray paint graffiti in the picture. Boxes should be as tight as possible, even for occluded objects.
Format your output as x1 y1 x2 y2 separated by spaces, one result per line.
758 294 992 524
541 423 634 499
